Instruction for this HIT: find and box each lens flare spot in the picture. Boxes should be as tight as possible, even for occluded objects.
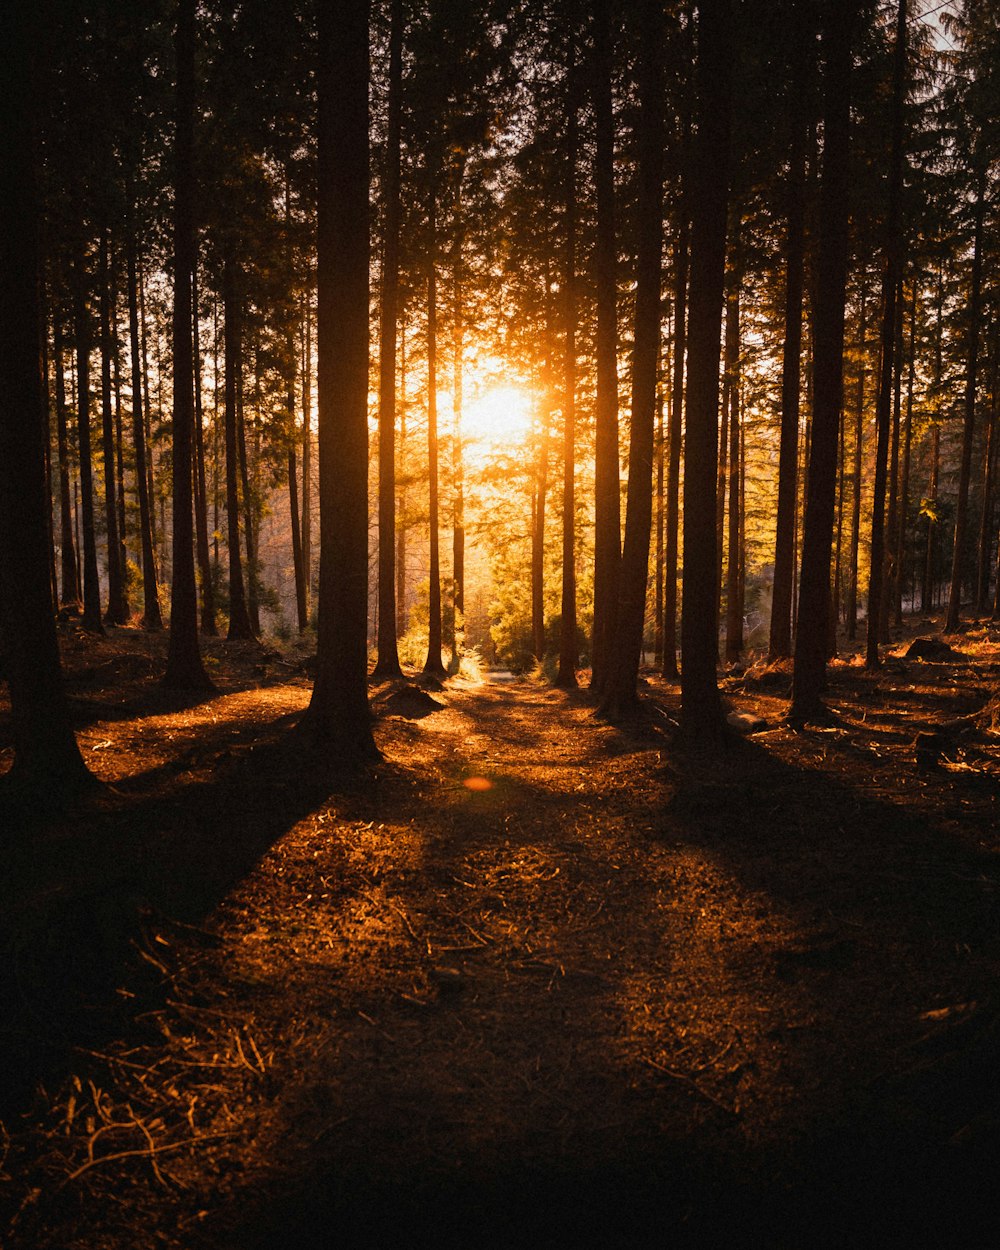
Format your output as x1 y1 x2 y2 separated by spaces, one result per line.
463 776 493 792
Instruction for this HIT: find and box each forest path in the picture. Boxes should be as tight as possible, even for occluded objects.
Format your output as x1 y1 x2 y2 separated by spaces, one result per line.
6 651 1000 1248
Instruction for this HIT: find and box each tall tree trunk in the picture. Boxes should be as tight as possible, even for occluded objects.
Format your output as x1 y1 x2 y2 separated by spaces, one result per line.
223 261 252 639
725 282 742 663
789 0 856 723
880 278 904 643
555 37 580 690
976 355 998 613
374 0 403 676
769 95 807 659
125 217 162 629
663 219 688 680
53 310 81 606
164 0 211 689
680 0 731 740
589 0 620 694
396 317 408 638
192 256 216 635
302 283 312 618
865 0 907 667
138 261 158 560
846 282 866 640
450 196 465 671
301 0 377 759
946 161 986 634
111 251 128 583
0 0 93 792
99 229 128 624
896 284 917 626
654 375 665 668
238 363 260 635
73 273 103 633
532 286 554 664
423 193 446 678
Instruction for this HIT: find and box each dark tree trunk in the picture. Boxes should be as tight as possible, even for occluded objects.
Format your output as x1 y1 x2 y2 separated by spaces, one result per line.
192 257 216 635
532 289 553 664
0 1 93 792
589 0 620 694
223 261 252 639
237 372 260 636
654 376 665 668
374 0 403 677
302 285 313 619
555 37 580 690
896 284 917 626
663 220 688 680
865 0 907 668
789 0 856 724
53 310 81 606
126 218 162 629
73 274 103 633
423 194 446 678
976 355 998 614
598 0 663 722
725 283 742 663
881 278 904 644
680 0 731 740
164 0 211 689
769 96 807 659
396 319 407 638
947 163 987 633
301 0 378 760
139 262 158 560
846 282 866 640
450 201 465 671
99 230 128 624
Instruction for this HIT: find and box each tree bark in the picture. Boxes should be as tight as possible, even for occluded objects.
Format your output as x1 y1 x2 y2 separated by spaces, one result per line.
374 0 404 676
680 0 731 740
845 281 866 640
423 193 446 678
223 261 252 639
99 229 128 624
53 309 81 607
301 0 378 759
164 0 211 689
865 0 907 667
555 35 580 690
947 163 987 632
73 271 103 633
599 0 664 720
126 217 162 629
789 0 856 723
192 256 216 635
663 220 688 680
0 0 93 792
769 95 807 659
589 0 620 694
725 281 742 663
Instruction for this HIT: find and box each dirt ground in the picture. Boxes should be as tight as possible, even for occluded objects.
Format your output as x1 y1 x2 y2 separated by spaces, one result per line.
2 619 1000 1248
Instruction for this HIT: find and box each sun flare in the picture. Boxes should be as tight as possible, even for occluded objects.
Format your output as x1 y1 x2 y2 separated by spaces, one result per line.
463 384 534 450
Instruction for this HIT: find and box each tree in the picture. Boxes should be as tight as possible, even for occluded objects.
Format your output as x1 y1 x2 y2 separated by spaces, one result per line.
866 0 907 668
0 0 93 793
679 0 732 742
299 0 378 762
788 0 857 723
374 0 404 678
589 0 620 696
599 0 664 720
164 0 212 690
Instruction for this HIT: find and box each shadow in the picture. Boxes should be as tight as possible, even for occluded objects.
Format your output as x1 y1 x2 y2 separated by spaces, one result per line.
0 712 382 1117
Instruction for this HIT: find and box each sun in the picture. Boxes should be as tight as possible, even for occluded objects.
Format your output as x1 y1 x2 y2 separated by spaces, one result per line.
463 384 534 451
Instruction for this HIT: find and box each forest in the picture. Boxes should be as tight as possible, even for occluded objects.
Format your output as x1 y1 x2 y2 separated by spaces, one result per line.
2 0 1000 1245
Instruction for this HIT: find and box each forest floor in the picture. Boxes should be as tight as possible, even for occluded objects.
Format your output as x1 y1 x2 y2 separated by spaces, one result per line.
2 616 1000 1248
